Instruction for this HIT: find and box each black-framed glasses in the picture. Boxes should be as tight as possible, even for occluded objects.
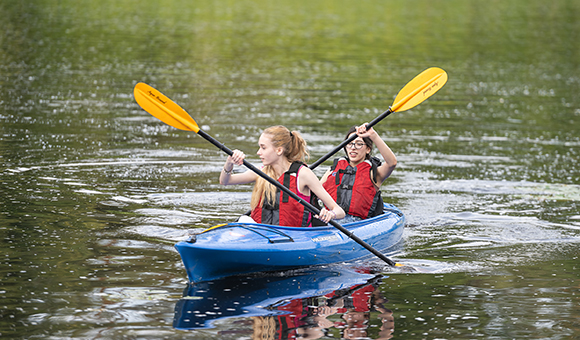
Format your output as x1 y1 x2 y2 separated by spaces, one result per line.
345 141 366 149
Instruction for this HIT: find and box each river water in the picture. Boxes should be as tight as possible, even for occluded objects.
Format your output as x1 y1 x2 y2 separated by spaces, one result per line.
1 1 579 339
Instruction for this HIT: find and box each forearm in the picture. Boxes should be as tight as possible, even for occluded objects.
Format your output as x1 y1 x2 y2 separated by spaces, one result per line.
219 149 252 185
320 170 331 184
330 204 346 219
220 166 258 186
319 194 345 220
219 163 235 185
370 132 397 168
302 169 345 221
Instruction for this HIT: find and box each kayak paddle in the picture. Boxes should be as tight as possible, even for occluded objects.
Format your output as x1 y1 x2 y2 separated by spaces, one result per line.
133 82 401 268
309 67 448 170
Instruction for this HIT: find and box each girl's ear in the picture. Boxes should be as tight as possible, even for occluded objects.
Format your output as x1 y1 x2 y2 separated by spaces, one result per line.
276 147 284 156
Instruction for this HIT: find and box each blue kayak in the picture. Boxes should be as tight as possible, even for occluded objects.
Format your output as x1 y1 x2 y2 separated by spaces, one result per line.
175 203 405 283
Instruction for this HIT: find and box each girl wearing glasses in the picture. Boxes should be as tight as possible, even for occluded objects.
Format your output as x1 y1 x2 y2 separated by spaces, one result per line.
320 124 397 223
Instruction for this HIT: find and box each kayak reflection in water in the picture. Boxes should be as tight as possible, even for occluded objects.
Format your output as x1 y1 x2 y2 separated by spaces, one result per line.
313 282 394 340
251 277 394 340
173 267 395 339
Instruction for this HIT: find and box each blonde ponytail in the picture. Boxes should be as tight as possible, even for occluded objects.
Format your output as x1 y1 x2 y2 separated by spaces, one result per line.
250 126 309 210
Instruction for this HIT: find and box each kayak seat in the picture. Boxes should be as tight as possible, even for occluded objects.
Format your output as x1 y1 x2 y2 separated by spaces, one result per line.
237 224 295 244
209 224 295 244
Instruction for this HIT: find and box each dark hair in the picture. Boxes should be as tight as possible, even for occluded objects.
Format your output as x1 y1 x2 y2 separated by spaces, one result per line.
344 125 373 160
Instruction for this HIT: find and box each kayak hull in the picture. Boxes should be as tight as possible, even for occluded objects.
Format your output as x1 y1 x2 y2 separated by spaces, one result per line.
175 203 405 283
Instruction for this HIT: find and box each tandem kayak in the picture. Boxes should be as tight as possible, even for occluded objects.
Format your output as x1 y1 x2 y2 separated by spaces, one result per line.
175 203 405 283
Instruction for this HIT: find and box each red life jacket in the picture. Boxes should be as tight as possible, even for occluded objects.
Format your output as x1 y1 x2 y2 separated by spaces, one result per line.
322 157 383 219
251 162 312 227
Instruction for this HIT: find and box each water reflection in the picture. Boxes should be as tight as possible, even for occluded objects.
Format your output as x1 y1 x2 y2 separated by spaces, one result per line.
174 266 394 339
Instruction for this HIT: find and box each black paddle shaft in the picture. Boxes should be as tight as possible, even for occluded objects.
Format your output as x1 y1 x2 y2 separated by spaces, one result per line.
197 129 397 267
309 107 394 170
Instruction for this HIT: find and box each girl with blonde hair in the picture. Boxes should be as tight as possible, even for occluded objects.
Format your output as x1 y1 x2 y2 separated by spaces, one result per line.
220 125 345 227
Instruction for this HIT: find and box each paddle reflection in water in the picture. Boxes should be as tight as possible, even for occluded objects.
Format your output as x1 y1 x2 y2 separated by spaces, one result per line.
173 266 394 339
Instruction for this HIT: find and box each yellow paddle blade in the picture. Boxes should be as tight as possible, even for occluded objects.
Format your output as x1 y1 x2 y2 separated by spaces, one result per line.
133 82 200 133
391 67 448 112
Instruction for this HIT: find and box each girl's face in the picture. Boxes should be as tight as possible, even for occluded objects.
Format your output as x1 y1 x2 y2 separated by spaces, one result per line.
257 133 283 166
345 134 370 165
